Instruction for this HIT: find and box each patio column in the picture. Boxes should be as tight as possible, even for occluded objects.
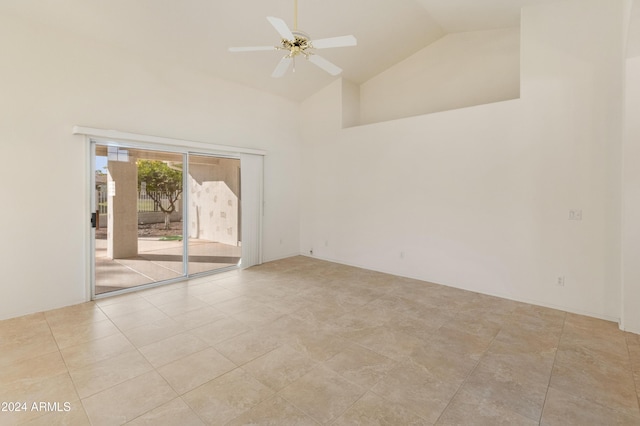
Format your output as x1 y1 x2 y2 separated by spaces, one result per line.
107 158 138 259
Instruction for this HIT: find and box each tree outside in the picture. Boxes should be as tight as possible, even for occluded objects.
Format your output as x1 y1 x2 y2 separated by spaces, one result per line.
137 160 183 229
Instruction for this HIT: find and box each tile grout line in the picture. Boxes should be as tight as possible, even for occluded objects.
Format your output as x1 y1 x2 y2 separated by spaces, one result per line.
541 317 640 420
7 258 640 424
178 394 210 426
42 312 90 423
274 392 323 425
316 344 398 424
432 326 499 425
538 311 568 425
79 303 157 406
364 355 432 423
90 302 181 419
623 334 640 414
98 283 266 424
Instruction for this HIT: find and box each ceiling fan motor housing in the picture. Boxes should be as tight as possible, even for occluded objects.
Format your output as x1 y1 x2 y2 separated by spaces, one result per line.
282 31 312 57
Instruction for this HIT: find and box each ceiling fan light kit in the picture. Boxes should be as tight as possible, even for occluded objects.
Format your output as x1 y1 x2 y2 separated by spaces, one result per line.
228 0 357 78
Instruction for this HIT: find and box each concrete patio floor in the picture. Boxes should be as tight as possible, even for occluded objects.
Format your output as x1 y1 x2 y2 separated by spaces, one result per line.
95 237 241 294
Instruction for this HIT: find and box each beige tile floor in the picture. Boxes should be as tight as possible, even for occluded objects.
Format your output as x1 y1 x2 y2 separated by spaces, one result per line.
1 256 639 425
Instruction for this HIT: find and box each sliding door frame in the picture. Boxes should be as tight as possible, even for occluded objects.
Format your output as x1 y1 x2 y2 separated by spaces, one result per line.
78 127 265 301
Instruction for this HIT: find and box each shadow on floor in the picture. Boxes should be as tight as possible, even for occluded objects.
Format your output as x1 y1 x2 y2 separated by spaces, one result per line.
95 238 241 295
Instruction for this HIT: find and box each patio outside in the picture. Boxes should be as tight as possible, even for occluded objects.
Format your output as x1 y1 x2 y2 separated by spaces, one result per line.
94 148 242 295
95 221 241 295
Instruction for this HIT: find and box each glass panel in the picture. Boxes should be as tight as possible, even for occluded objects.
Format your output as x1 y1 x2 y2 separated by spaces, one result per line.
187 154 241 275
94 145 185 294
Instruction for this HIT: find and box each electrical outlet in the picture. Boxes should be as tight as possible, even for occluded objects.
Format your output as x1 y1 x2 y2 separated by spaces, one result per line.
309 249 313 255
557 276 565 286
569 209 583 221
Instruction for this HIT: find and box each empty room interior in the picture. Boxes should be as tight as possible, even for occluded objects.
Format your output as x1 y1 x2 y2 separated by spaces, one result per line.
2 0 640 424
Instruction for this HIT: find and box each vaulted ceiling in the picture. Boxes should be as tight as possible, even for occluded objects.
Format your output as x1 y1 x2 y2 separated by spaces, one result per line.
1 0 638 101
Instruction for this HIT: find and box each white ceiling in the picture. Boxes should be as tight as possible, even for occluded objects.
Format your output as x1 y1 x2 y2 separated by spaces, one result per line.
2 0 638 101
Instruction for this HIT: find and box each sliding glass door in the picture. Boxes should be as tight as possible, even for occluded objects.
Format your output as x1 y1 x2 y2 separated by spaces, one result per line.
91 142 241 297
186 154 241 275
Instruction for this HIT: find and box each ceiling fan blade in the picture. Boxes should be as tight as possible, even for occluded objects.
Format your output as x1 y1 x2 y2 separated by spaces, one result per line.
312 35 357 49
266 16 294 41
308 54 342 76
271 56 292 78
228 46 276 52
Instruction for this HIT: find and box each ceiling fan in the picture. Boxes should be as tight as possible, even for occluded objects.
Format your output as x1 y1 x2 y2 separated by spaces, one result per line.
228 0 357 78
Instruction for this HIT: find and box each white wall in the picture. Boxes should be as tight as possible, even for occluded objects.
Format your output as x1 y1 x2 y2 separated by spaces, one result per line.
300 0 628 322
359 28 520 125
623 55 640 333
0 14 301 320
2 0 635 327
188 160 240 247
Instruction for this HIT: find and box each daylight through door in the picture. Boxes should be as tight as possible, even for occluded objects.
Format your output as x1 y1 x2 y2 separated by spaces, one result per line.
92 143 241 296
